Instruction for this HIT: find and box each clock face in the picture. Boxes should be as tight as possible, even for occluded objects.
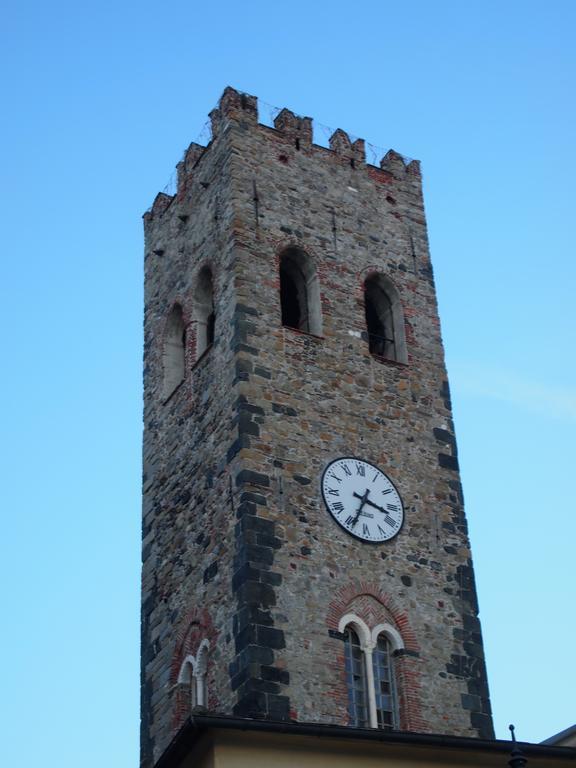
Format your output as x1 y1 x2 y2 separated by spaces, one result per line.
321 457 404 543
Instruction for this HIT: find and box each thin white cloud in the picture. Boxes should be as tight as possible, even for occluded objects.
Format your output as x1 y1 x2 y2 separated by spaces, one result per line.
450 363 576 422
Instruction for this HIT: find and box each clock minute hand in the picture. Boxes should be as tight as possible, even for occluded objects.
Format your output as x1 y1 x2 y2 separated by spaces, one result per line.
363 497 387 515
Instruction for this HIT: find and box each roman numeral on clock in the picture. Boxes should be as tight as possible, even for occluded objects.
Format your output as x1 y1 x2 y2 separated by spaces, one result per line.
327 488 339 496
331 502 344 513
382 488 393 495
342 464 352 476
384 514 396 527
386 503 398 512
356 462 365 476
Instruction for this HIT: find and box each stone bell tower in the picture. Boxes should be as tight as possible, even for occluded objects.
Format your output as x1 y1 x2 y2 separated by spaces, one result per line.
141 87 494 767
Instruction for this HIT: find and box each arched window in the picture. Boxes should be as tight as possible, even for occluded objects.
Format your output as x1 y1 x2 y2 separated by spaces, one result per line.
177 639 210 711
163 303 186 399
279 247 322 335
344 627 369 727
195 641 209 708
177 656 196 707
372 634 398 730
363 274 407 363
194 267 215 359
339 614 402 730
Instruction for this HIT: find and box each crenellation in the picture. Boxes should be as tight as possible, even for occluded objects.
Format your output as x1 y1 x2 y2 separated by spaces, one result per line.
328 129 367 168
273 108 313 149
210 86 258 139
380 149 408 178
176 141 206 199
150 191 175 218
406 158 421 178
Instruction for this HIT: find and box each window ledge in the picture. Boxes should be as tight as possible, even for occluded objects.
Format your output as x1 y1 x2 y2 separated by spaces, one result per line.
282 325 324 341
162 378 185 405
191 343 214 370
369 353 408 368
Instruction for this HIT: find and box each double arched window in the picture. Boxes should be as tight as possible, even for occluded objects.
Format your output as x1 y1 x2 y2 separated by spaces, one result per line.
339 614 402 730
279 247 322 336
363 273 407 364
177 639 210 710
161 268 215 401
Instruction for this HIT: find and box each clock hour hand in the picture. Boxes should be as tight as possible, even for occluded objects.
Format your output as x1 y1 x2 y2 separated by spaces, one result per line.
351 489 370 527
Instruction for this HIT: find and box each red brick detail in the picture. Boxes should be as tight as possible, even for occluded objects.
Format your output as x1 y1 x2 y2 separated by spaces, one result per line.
395 654 428 732
169 607 218 731
366 166 394 185
326 581 419 653
273 239 322 274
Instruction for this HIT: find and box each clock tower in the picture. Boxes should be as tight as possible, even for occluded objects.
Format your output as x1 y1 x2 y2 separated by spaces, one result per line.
141 87 494 767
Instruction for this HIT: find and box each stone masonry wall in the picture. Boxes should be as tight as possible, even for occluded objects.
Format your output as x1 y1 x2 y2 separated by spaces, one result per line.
141 87 494 767
142 126 242 766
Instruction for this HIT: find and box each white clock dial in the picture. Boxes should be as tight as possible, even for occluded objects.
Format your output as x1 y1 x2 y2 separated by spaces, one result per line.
321 457 404 543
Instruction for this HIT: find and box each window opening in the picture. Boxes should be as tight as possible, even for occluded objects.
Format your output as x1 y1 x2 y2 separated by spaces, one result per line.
364 283 395 358
344 627 369 727
295 138 301 150
194 642 209 707
372 635 398 730
206 310 215 348
177 639 210 713
278 247 322 335
363 274 407 363
194 267 215 359
280 262 304 330
162 304 186 399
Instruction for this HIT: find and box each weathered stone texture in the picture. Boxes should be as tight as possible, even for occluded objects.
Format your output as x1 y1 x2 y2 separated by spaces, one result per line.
141 87 494 767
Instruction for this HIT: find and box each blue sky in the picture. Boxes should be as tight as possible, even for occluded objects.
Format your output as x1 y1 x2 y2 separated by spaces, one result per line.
1 2 574 765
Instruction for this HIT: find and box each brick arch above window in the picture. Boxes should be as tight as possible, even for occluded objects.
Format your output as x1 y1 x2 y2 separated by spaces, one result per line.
326 582 419 654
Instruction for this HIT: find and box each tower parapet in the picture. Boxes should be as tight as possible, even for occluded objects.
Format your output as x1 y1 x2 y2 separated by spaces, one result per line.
209 86 258 139
145 87 423 226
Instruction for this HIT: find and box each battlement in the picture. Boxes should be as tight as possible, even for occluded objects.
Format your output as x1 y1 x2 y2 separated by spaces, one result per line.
145 87 421 218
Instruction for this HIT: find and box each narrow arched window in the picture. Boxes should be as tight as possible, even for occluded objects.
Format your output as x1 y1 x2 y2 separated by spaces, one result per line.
177 656 196 708
372 634 398 730
194 267 215 358
162 304 186 399
195 642 209 708
279 247 322 335
344 627 369 727
363 274 407 363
